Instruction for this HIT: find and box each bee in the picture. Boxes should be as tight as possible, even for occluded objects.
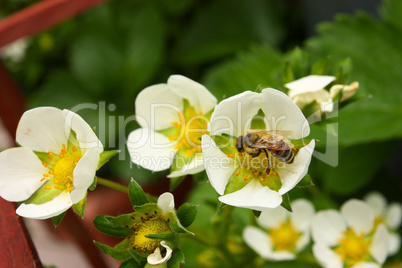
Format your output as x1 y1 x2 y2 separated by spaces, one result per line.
236 130 295 175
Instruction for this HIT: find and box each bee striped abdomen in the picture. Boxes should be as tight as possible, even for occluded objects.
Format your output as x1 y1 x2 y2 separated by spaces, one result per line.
268 139 294 164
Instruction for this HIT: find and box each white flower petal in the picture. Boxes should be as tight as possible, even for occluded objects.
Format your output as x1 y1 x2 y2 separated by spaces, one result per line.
168 75 217 114
201 135 236 195
63 110 103 153
16 107 69 153
167 153 204 178
218 180 282 211
311 210 346 247
257 206 288 230
292 89 333 112
147 241 173 265
290 199 315 232
387 232 401 256
0 147 48 202
341 199 374 234
278 140 315 195
351 262 380 268
286 75 335 98
261 88 310 139
69 148 101 204
312 244 343 268
296 231 310 252
157 192 175 215
243 226 272 259
385 202 402 229
369 224 389 264
16 191 72 219
135 84 182 131
208 91 262 137
127 128 177 172
363 192 387 217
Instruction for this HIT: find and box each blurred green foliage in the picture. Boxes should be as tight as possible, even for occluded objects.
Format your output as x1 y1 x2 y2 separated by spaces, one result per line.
1 0 401 267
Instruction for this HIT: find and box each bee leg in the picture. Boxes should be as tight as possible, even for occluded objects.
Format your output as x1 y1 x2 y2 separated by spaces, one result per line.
263 149 272 175
250 149 261 158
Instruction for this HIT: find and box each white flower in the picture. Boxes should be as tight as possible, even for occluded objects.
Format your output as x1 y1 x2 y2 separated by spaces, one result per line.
286 75 359 113
311 199 389 268
286 75 335 112
243 199 315 260
0 38 29 62
202 88 315 210
127 75 217 177
0 107 103 219
364 192 402 256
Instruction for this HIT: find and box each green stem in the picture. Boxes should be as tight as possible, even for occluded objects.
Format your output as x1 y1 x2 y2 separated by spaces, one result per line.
96 177 129 193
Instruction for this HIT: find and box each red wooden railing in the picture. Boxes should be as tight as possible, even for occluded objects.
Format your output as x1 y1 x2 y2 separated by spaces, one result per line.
0 0 110 267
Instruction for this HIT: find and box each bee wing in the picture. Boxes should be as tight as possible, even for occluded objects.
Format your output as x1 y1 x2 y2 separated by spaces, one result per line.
247 130 295 138
247 138 279 150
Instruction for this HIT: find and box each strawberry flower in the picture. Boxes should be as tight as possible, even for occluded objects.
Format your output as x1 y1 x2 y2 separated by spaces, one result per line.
127 75 217 178
202 88 315 211
0 107 103 219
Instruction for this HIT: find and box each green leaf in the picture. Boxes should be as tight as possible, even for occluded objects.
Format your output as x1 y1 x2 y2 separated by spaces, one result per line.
280 193 292 212
167 249 185 268
129 178 149 207
306 9 402 145
296 174 314 188
311 56 329 75
127 249 148 266
145 232 175 240
176 203 198 227
72 194 87 218
52 211 66 227
93 215 134 237
94 239 132 261
97 150 120 170
286 47 310 79
319 142 396 195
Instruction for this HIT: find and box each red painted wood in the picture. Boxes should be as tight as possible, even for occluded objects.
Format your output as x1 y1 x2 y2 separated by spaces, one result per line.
0 199 42 267
0 63 26 140
0 0 110 48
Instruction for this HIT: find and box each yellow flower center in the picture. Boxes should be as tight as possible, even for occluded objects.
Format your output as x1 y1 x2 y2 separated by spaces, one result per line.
334 228 371 266
269 221 301 252
41 144 81 193
169 105 208 157
132 218 172 254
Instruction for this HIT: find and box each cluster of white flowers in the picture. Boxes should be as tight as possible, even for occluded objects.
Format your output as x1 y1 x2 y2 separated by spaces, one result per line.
243 194 401 268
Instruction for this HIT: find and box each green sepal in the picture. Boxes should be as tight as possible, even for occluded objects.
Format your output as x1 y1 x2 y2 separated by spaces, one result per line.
301 100 321 118
167 249 185 268
127 249 148 266
89 176 97 191
33 151 56 170
224 169 250 195
287 47 310 79
93 214 135 237
94 239 133 261
169 175 186 191
311 56 329 75
210 135 237 155
97 150 120 170
260 174 282 192
331 86 344 102
176 203 197 227
296 174 314 188
252 210 261 218
281 193 293 212
145 232 175 240
250 109 266 130
72 194 87 218
129 178 149 207
52 211 66 227
215 201 225 215
291 137 314 149
168 212 193 235
120 259 143 268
